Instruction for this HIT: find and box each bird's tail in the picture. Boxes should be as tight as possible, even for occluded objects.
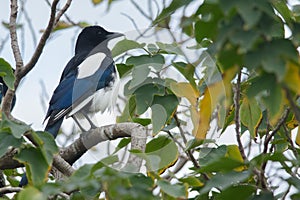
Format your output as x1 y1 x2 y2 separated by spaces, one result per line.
19 173 28 187
44 117 64 138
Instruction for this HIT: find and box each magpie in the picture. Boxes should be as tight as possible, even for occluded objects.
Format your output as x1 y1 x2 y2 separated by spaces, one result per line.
19 25 123 186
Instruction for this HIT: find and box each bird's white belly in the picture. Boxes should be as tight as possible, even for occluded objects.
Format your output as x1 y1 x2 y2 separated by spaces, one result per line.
89 74 119 113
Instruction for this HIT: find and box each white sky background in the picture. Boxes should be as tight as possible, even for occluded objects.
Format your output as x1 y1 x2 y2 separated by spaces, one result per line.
0 0 154 131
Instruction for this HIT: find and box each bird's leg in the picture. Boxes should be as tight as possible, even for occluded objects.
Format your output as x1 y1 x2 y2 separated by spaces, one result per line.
81 111 98 129
72 116 87 132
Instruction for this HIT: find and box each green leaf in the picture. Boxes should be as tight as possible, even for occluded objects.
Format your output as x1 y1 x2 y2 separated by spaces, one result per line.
0 129 23 158
272 0 293 24
236 1 262 29
0 114 31 138
240 97 262 137
199 146 227 167
15 147 50 186
156 42 184 55
261 84 285 126
151 104 167 134
134 83 165 115
116 63 134 78
113 138 131 154
185 139 213 151
153 0 192 25
145 136 178 173
111 39 145 58
17 186 46 200
157 180 187 198
172 62 196 89
152 94 179 122
195 20 218 43
129 66 151 90
199 157 244 173
117 96 136 123
179 176 204 187
35 131 58 164
126 54 164 70
215 184 256 200
194 3 223 42
200 170 251 194
0 58 15 90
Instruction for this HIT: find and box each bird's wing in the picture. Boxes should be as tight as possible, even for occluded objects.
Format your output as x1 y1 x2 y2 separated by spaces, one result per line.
45 52 116 126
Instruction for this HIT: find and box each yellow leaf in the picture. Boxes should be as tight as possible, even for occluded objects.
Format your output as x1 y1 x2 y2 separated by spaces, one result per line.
92 0 103 5
296 127 300 146
170 82 199 106
195 67 237 139
226 145 246 171
283 61 300 95
226 145 244 162
170 82 201 136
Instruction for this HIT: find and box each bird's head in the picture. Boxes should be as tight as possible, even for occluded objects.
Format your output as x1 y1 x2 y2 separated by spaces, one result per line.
75 26 123 54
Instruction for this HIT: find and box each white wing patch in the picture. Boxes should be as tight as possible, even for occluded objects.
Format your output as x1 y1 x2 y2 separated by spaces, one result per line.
77 52 106 79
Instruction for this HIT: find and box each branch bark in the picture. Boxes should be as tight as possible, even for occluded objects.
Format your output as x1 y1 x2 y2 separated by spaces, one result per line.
234 69 247 161
0 123 147 176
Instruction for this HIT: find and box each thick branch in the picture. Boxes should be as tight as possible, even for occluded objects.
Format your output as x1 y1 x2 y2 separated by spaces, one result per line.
0 123 147 173
53 155 75 177
61 123 147 171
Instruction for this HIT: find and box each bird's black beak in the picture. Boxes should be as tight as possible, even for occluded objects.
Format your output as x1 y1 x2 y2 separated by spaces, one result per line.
107 32 124 40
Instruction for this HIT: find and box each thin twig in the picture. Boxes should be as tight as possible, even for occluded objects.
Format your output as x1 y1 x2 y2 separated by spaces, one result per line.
130 0 152 20
21 0 59 77
21 0 37 47
234 69 247 161
263 109 289 154
54 0 73 25
284 87 300 122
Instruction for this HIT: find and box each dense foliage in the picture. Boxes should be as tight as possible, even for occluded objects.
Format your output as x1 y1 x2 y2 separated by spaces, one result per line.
1 0 300 199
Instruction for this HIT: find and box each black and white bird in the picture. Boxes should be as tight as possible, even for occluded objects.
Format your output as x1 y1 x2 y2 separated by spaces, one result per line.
19 25 123 186
45 25 123 137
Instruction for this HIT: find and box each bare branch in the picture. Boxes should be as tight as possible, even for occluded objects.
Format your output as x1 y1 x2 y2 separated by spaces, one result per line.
263 109 289 154
21 0 59 77
130 0 152 20
61 123 147 170
53 154 75 177
2 0 23 117
54 0 73 25
234 69 247 161
9 0 23 69
0 123 147 176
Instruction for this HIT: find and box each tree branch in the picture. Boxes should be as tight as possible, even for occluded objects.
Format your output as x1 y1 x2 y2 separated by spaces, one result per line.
9 0 23 69
0 123 147 175
234 69 247 161
3 0 23 117
21 0 59 77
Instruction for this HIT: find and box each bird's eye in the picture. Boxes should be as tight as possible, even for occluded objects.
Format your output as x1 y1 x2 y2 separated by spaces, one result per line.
97 31 102 35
